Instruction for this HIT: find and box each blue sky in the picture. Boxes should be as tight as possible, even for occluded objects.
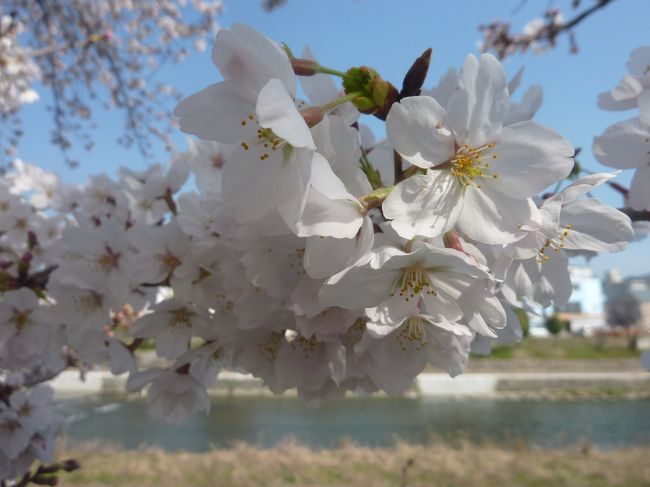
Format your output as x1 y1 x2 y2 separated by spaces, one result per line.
15 0 650 278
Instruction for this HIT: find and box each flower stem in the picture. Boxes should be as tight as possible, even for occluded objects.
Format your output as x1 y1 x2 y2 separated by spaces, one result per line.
316 65 349 78
322 92 360 112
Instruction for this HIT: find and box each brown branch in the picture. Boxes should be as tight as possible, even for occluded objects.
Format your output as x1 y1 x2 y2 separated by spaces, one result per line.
261 0 287 11
620 208 650 222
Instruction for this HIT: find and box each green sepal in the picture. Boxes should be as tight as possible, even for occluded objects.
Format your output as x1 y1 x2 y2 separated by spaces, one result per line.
343 67 386 113
342 67 374 95
352 96 376 112
360 153 383 190
371 77 390 107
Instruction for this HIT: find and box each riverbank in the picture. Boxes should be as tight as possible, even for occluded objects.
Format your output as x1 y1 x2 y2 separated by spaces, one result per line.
60 441 650 487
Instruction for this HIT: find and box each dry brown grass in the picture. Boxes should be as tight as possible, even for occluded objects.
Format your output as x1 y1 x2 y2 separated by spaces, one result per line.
58 439 650 487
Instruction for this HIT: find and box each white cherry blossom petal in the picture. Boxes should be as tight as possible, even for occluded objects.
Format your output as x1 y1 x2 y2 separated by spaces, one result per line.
423 68 457 108
629 165 650 210
593 117 650 169
383 170 463 239
385 96 455 168
456 187 538 245
256 79 315 150
490 121 574 198
221 145 304 223
212 23 295 96
320 266 399 310
638 89 650 127
174 81 256 144
446 53 509 147
597 75 644 110
561 199 633 252
556 172 618 203
626 46 650 76
505 85 542 125
295 153 364 238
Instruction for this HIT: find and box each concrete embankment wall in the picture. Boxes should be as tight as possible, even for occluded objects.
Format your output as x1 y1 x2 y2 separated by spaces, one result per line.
50 370 650 399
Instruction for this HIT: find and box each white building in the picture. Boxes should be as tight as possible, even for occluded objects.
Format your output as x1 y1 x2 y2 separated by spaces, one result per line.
556 265 607 334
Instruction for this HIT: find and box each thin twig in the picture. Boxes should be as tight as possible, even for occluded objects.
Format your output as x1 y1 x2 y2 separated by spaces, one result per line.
483 0 617 58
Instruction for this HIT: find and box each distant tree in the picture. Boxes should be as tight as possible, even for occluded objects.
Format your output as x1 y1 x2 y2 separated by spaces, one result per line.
0 1 223 168
545 314 568 336
606 292 641 350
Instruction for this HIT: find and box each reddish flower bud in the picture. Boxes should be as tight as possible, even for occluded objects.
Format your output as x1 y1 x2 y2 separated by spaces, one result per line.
443 230 464 253
300 106 325 128
291 58 319 76
60 459 81 472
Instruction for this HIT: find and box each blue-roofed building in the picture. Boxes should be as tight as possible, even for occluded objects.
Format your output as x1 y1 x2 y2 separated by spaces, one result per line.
556 266 607 334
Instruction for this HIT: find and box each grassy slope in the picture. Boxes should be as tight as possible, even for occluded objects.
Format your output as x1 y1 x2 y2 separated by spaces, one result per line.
473 336 642 360
62 441 650 487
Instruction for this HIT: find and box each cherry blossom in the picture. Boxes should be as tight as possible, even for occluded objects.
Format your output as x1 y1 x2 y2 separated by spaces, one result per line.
383 53 574 243
501 173 633 307
593 115 650 210
598 46 650 114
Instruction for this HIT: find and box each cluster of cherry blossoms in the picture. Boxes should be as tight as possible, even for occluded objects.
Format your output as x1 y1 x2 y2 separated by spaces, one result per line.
593 46 650 212
0 386 63 481
0 14 40 115
168 23 633 398
0 164 77 482
0 22 641 484
592 45 650 371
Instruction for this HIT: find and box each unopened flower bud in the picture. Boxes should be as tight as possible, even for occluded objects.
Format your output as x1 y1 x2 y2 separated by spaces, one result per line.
300 106 325 128
401 47 432 98
291 58 319 76
443 230 464 253
176 363 191 375
60 459 81 472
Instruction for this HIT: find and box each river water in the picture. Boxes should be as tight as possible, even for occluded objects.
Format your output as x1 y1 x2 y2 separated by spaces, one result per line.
55 395 650 451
